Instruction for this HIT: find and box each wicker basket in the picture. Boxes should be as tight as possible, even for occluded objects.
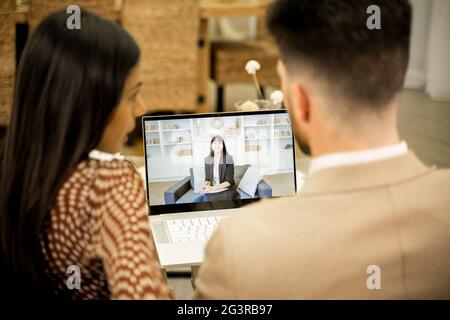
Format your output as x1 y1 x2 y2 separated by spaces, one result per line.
211 13 280 89
29 0 116 30
122 0 200 113
211 39 280 88
0 1 16 127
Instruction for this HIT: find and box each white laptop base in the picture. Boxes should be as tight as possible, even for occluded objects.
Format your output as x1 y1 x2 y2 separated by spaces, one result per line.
150 209 234 269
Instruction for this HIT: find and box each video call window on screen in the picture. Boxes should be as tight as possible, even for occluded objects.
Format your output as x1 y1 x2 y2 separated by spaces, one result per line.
145 114 296 206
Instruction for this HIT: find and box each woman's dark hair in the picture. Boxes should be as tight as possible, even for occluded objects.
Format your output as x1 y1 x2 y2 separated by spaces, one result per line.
209 135 228 162
0 9 140 295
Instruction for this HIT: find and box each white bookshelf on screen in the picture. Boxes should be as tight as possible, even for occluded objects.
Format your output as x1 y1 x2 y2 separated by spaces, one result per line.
144 119 194 181
145 113 295 181
242 113 294 175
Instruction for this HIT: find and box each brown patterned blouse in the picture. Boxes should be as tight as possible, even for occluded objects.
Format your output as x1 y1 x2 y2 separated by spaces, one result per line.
40 154 172 299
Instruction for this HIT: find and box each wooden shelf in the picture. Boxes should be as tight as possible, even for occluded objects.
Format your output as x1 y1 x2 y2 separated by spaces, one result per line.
164 142 192 146
160 128 191 132
244 124 272 127
244 150 271 153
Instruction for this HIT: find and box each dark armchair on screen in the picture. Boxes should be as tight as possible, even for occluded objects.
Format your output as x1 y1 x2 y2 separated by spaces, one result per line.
164 165 272 204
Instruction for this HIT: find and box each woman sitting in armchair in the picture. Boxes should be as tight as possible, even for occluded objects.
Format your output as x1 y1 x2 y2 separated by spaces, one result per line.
196 135 240 202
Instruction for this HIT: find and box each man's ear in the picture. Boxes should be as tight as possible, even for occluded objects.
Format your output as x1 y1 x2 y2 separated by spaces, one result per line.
290 83 311 124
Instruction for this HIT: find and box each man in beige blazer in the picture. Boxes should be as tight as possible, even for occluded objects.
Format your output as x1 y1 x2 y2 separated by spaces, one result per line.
193 0 450 299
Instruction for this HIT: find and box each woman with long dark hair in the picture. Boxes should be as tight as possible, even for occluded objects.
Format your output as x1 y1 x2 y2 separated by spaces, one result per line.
197 135 240 202
0 9 172 299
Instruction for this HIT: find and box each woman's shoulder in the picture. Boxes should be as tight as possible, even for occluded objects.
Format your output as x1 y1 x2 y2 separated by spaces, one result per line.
51 158 139 234
84 158 138 181
56 157 143 219
225 154 234 164
204 155 213 164
66 155 140 193
75 156 134 173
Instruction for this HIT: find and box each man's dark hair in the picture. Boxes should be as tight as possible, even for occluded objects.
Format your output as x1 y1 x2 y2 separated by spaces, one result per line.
267 0 412 110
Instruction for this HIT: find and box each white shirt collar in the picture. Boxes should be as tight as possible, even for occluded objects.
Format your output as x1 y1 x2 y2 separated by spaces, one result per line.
308 141 408 176
88 149 125 161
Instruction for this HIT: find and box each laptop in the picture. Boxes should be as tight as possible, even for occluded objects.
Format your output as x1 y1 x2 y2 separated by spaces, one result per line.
142 110 297 268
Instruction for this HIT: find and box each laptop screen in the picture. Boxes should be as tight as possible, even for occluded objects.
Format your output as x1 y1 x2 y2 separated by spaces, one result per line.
142 110 297 214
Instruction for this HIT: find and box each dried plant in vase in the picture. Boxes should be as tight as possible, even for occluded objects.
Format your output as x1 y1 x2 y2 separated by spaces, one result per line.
235 60 284 111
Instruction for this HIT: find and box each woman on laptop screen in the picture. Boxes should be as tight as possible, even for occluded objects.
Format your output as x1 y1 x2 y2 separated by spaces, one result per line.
196 135 240 202
0 9 171 299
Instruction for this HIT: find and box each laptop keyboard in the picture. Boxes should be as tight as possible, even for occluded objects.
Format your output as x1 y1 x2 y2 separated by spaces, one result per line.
165 216 225 243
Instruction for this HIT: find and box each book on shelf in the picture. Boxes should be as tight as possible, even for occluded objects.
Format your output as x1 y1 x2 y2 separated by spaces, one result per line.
145 124 159 131
274 130 291 137
245 145 261 152
176 149 193 157
167 137 191 144
274 118 290 125
146 138 160 145
256 119 271 126
163 123 181 130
